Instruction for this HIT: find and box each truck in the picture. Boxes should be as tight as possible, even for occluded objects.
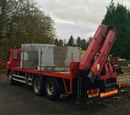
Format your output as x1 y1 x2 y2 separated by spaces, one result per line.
5 24 126 101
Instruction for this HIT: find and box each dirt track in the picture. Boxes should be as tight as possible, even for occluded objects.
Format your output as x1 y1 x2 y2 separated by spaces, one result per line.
0 73 130 115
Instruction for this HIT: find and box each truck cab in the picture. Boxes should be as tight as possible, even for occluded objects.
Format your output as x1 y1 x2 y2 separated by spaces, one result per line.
6 47 21 75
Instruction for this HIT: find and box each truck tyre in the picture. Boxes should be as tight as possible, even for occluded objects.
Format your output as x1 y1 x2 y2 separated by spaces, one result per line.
33 77 43 96
8 72 14 85
45 78 60 101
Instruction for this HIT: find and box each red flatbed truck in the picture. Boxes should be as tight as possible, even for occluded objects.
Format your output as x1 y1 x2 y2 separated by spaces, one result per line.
5 25 126 101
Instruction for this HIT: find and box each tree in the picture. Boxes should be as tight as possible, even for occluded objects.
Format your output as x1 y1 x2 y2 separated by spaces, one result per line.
76 36 81 47
58 39 63 46
102 1 130 59
0 0 56 49
0 0 56 71
81 39 88 50
88 37 92 44
54 39 63 46
68 35 74 46
54 38 59 46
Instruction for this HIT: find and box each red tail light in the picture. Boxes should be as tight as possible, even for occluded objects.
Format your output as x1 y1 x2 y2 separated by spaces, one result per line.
87 88 99 98
119 84 126 88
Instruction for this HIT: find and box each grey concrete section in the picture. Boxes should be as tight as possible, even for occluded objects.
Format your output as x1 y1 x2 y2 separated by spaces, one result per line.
20 44 81 71
53 46 68 66
38 46 81 71
39 46 81 66
21 44 55 52
38 46 55 66
53 46 81 66
37 66 70 72
20 60 38 69
65 47 81 64
21 51 38 61
20 51 38 69
21 44 55 69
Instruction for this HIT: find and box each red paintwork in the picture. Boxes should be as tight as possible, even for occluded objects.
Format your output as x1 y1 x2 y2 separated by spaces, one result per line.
89 30 117 78
6 48 21 70
100 63 118 80
79 25 118 80
79 25 108 70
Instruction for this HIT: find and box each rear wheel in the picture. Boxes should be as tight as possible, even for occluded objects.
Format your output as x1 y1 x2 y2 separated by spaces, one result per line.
45 78 60 101
33 77 43 96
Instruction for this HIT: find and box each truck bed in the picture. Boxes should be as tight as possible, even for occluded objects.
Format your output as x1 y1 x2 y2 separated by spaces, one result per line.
12 67 72 79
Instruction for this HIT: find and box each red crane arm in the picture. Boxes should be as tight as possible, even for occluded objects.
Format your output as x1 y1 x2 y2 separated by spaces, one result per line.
79 25 108 70
79 25 117 83
87 29 116 82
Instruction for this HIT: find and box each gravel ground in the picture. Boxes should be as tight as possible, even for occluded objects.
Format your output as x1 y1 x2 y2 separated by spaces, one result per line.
0 72 130 115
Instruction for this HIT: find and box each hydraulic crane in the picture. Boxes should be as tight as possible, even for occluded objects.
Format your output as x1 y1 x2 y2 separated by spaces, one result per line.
5 24 125 101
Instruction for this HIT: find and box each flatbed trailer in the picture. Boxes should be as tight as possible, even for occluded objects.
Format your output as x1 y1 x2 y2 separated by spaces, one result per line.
6 25 126 101
11 62 78 95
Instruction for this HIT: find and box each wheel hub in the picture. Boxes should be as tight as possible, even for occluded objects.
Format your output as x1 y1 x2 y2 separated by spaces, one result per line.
47 82 54 95
34 81 40 93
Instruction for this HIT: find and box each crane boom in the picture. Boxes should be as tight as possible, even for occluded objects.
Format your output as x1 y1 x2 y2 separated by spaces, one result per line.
79 25 108 70
80 25 117 83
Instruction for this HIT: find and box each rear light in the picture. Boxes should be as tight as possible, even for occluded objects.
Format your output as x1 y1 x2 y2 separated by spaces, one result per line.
119 83 126 88
87 88 99 98
100 89 118 98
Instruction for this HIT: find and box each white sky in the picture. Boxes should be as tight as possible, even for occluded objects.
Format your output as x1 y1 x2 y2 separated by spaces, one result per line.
35 0 130 41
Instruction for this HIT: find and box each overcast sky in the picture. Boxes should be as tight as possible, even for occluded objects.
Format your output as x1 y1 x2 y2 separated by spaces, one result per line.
35 0 130 41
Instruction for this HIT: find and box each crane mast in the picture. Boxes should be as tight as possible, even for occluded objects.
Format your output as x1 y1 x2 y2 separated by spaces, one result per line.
79 25 117 83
